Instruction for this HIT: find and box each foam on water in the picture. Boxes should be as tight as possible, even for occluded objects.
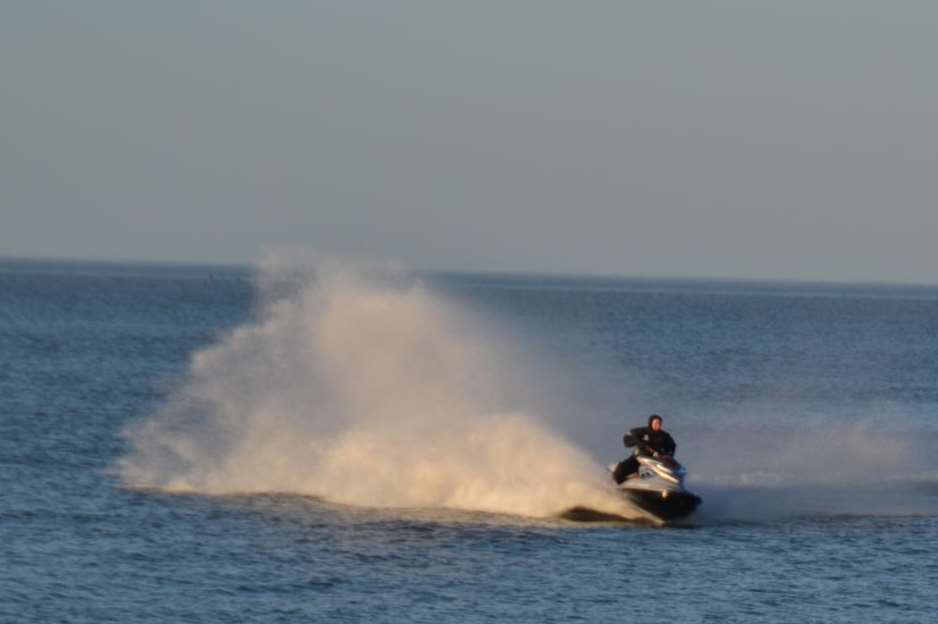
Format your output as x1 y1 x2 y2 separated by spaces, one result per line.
118 256 640 520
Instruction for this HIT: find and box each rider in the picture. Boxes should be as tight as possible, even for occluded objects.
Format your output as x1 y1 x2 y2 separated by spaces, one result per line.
612 414 677 484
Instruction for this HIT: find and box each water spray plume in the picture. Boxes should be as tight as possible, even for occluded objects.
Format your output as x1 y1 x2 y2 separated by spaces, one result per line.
119 258 638 519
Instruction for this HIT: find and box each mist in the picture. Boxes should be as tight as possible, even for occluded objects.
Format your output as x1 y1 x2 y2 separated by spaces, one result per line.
118 255 643 520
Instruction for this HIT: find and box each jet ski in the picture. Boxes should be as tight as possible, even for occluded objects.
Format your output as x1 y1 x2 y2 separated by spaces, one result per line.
611 455 701 521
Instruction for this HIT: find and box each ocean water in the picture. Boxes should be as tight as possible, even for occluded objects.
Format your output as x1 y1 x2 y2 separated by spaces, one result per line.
2 258 937 623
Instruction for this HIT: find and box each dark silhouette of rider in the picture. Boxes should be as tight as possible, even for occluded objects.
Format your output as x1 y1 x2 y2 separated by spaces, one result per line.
613 414 676 484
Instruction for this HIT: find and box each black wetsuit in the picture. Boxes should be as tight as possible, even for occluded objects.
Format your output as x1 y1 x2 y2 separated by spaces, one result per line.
613 426 677 484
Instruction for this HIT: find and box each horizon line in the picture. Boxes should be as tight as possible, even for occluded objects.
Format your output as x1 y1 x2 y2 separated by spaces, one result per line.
1 252 935 290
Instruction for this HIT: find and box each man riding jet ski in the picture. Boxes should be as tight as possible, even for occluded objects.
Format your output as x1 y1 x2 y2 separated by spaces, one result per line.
611 414 701 521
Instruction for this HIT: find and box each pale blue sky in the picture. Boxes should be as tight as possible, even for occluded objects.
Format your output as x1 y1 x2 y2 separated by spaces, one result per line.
2 2 937 282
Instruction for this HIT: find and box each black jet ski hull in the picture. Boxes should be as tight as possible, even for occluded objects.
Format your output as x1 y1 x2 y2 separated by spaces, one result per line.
622 488 701 521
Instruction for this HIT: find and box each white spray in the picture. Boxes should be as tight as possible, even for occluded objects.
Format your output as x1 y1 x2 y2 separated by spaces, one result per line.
119 257 638 519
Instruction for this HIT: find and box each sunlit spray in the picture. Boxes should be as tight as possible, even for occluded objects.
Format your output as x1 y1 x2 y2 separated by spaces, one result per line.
118 255 640 519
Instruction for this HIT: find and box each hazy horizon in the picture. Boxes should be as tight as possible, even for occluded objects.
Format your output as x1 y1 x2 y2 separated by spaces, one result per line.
7 252 938 290
3 2 937 283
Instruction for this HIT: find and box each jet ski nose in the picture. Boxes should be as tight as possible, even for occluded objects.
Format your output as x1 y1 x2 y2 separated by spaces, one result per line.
651 460 686 484
658 469 681 484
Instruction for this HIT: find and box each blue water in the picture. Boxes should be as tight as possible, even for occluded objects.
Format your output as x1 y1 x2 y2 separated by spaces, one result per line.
2 259 937 622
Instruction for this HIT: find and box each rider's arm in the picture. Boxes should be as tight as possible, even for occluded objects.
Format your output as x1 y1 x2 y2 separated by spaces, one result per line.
624 427 646 448
631 428 656 456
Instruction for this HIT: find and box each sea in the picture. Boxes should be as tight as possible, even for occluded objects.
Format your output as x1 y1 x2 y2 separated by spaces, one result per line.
2 257 936 623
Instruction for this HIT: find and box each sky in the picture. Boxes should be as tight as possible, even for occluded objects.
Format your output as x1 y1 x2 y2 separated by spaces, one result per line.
2 1 937 282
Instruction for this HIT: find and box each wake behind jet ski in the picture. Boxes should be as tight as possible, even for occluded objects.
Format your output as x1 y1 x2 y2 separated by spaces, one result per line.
611 414 701 521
